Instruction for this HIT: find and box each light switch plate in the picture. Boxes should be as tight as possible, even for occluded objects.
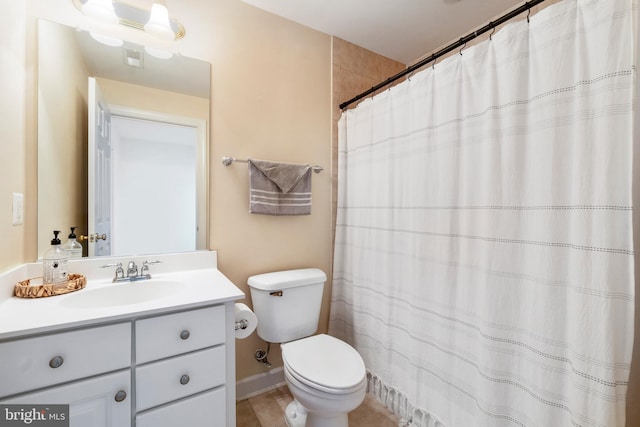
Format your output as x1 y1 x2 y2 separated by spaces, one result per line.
12 193 23 225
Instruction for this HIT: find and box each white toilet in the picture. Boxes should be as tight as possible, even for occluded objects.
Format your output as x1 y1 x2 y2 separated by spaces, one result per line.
248 268 367 427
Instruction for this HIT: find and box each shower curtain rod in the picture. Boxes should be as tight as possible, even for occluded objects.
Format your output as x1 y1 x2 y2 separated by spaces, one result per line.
339 0 546 110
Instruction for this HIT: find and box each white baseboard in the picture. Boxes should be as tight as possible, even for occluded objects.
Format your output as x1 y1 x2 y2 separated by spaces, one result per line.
236 367 286 401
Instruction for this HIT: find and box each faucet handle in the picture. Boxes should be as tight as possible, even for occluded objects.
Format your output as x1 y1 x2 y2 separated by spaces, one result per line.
100 263 125 282
142 260 162 267
140 260 162 278
101 262 119 268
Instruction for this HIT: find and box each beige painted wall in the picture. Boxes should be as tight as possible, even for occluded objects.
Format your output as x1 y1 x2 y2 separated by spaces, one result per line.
202 4 332 379
0 2 31 272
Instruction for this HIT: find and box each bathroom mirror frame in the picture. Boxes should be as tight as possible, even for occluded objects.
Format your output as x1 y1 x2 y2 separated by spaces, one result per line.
36 19 211 259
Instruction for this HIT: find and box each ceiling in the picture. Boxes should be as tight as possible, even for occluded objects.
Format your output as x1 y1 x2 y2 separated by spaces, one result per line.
239 0 525 64
73 25 211 99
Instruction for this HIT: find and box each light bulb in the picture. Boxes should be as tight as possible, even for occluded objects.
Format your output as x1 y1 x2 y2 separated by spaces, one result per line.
144 3 175 41
82 0 119 25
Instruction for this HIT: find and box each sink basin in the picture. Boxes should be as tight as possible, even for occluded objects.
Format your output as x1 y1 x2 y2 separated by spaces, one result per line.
60 280 180 308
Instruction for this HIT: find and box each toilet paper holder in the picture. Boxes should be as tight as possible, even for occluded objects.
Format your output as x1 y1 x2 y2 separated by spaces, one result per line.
234 302 257 340
235 319 250 331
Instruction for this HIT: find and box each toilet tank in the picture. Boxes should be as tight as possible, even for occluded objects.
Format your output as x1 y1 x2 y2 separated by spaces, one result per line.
248 268 327 343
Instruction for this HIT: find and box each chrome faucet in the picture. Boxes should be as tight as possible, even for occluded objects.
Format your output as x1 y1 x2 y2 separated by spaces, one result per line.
101 260 162 282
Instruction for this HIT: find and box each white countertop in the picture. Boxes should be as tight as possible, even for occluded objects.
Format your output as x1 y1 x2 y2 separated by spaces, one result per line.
0 251 245 340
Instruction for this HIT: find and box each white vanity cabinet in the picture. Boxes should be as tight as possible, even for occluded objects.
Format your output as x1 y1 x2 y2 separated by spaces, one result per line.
0 304 233 427
0 323 132 427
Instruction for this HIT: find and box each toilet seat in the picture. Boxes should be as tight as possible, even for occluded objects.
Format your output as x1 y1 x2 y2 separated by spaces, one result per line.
281 334 366 395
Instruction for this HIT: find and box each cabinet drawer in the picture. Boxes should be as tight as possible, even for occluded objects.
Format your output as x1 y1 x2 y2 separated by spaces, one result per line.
136 305 225 363
136 346 225 411
136 387 226 427
1 370 131 427
0 323 131 398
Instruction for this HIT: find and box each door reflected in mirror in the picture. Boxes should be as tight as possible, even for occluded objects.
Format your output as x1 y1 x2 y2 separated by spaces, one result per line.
37 19 210 259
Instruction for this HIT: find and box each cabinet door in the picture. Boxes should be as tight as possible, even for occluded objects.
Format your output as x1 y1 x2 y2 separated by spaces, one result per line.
136 387 226 427
0 322 131 397
136 305 225 363
1 370 131 427
136 346 225 411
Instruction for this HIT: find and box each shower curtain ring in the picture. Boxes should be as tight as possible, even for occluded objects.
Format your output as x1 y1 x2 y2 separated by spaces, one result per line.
489 24 496 41
526 8 531 23
459 41 466 55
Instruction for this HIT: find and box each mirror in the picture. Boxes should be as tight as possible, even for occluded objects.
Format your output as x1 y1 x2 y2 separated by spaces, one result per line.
37 19 210 258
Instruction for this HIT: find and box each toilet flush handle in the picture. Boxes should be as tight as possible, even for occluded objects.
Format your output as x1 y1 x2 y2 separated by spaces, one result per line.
269 291 283 297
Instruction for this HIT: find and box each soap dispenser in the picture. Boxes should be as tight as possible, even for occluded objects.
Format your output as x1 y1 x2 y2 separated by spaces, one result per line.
62 227 83 259
43 230 69 284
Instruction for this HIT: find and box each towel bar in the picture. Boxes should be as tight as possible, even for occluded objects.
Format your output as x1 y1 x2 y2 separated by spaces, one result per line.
222 156 323 173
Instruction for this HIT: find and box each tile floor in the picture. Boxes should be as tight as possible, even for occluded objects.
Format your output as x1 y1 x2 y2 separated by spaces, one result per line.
236 385 399 427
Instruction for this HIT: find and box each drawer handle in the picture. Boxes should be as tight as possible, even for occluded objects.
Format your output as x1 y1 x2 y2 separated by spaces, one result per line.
114 390 127 402
180 374 190 385
180 330 190 340
49 356 64 369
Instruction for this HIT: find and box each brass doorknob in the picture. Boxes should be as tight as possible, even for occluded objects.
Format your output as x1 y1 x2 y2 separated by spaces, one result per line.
79 233 108 242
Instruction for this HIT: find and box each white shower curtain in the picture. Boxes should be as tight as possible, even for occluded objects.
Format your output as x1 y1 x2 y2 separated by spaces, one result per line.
329 1 636 426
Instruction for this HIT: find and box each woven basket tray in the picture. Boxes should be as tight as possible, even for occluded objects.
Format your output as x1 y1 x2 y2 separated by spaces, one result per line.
14 274 87 299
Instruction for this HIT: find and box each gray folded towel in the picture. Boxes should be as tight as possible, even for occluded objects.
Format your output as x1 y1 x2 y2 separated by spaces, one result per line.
248 159 312 215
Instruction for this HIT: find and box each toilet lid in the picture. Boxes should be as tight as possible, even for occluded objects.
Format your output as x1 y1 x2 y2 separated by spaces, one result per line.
281 334 365 392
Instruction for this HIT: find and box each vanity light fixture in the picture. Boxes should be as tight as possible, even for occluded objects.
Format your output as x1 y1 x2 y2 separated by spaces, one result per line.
144 1 175 41
73 0 185 41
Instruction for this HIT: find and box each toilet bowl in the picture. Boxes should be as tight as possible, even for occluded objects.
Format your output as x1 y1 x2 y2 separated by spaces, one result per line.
281 334 367 427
